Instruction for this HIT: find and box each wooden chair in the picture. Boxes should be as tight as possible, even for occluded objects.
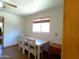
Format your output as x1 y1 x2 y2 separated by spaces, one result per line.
18 34 27 54
18 36 24 54
23 37 30 54
28 38 37 59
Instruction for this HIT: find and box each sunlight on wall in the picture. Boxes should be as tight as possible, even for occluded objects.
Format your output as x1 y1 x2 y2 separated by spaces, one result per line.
0 11 22 47
4 29 21 47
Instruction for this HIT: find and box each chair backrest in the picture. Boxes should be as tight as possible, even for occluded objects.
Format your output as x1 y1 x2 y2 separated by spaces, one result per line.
18 34 27 46
24 38 30 47
29 38 36 48
17 35 22 44
20 33 27 44
28 38 36 55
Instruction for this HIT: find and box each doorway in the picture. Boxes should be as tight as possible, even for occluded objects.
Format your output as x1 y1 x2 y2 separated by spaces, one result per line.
0 16 4 48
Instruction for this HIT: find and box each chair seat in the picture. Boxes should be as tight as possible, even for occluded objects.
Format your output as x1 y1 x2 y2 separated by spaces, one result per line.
42 44 49 52
25 46 29 51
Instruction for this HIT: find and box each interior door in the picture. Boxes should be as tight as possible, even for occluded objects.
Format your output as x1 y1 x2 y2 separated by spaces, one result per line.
62 0 79 59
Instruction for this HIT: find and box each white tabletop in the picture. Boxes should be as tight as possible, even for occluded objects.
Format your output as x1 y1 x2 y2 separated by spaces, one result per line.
28 37 49 46
35 39 47 46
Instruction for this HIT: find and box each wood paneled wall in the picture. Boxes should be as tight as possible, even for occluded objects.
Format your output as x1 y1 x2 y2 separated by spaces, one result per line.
62 0 79 59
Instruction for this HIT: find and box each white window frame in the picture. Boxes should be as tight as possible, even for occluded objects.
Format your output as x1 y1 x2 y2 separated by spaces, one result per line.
32 17 50 33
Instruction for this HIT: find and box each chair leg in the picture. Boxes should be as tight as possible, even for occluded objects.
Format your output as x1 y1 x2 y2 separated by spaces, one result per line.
22 49 25 54
22 45 25 54
35 55 36 59
28 52 30 59
41 51 43 59
19 46 20 51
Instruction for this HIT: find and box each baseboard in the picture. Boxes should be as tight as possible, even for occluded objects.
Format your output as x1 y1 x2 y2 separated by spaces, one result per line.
4 44 18 49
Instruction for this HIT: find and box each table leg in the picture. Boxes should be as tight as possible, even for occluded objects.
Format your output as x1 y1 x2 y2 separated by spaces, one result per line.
38 46 40 59
22 42 25 54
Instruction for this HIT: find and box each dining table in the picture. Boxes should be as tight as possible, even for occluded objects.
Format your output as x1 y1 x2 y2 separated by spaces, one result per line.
28 37 50 59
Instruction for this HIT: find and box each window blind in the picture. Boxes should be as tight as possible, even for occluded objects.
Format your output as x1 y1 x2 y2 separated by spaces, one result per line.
33 17 50 23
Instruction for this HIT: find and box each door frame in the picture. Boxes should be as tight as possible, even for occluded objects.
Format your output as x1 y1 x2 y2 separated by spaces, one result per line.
0 16 4 48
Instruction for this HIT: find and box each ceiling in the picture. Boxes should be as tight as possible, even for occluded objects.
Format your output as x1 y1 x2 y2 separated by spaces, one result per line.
0 0 64 16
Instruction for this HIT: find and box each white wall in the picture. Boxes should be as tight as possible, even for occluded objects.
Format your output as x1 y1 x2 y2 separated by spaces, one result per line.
22 6 64 44
0 11 22 47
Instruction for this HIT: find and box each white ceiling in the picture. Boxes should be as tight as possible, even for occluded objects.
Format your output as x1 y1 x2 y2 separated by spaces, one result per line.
0 0 63 16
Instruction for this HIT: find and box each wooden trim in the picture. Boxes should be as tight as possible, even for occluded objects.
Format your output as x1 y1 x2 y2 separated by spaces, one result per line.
0 16 4 48
2 17 4 48
33 17 50 23
4 44 18 49
0 16 4 18
33 16 50 20
0 17 4 22
33 20 50 23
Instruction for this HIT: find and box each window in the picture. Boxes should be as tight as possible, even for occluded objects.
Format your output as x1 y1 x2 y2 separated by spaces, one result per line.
32 17 50 33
